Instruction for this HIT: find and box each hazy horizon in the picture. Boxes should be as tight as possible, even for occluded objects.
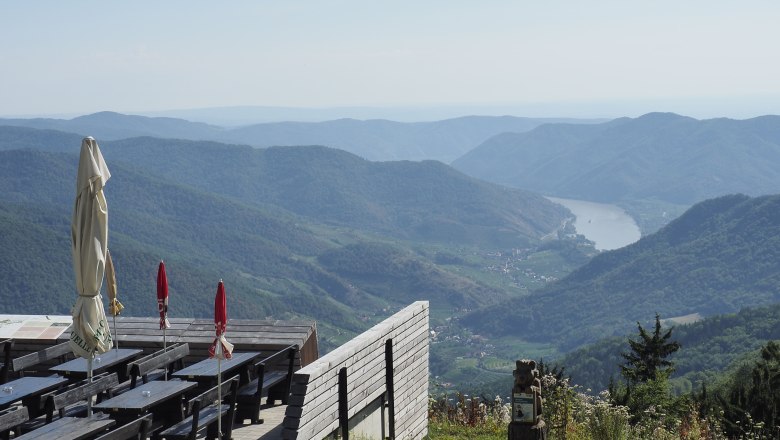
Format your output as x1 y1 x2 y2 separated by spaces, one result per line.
3 1 780 120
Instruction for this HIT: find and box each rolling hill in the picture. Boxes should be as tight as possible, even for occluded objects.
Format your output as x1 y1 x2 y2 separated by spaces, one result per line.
0 126 569 249
452 113 780 205
0 112 602 162
462 194 780 350
97 136 570 248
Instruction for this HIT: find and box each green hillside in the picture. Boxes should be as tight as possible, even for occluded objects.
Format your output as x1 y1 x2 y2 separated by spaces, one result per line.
96 137 569 248
0 126 569 249
452 113 780 205
462 194 780 350
560 303 780 394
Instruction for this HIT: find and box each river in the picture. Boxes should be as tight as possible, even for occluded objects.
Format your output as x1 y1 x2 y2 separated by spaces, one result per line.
547 197 641 251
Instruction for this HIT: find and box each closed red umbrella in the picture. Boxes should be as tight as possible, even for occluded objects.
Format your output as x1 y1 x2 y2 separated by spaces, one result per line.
209 280 233 360
209 280 234 439
157 261 171 369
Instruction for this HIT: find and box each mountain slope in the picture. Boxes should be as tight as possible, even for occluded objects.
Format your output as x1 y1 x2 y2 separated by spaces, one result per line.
462 194 780 349
0 126 569 248
561 303 780 393
95 136 569 248
452 113 780 205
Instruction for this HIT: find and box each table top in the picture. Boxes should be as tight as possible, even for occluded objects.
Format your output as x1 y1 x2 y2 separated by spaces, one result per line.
15 414 115 440
0 376 68 408
93 379 196 413
171 352 260 381
49 348 142 376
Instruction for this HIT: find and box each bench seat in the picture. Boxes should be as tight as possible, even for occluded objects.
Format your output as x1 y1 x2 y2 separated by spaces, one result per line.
235 345 297 424
160 377 238 440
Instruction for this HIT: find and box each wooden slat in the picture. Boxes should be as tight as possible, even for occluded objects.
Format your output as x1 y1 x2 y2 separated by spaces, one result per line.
282 301 428 440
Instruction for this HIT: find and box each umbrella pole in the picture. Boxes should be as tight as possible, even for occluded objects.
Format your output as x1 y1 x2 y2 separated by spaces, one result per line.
217 345 222 439
113 314 118 350
163 317 168 380
87 354 93 417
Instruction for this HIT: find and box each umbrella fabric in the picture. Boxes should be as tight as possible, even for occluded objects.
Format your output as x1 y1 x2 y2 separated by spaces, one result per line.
208 281 233 360
106 249 124 316
70 137 113 358
157 261 171 329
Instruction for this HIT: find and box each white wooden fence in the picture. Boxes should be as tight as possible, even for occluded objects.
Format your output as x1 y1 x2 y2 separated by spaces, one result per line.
282 301 429 439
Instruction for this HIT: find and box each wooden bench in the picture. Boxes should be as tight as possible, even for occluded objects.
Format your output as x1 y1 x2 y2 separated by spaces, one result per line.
93 413 152 440
0 339 13 384
9 342 72 379
18 372 119 433
0 406 27 440
14 414 115 440
235 345 297 424
128 343 189 389
159 377 238 440
45 372 119 421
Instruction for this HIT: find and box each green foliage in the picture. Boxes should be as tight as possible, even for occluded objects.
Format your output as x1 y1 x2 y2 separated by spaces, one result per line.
561 303 780 394
620 314 681 384
706 341 780 437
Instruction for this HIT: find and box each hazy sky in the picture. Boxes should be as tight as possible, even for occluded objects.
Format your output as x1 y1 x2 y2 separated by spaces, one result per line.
3 1 780 119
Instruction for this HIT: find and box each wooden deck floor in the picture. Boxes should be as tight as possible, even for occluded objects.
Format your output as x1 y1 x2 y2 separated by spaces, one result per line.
230 398 287 440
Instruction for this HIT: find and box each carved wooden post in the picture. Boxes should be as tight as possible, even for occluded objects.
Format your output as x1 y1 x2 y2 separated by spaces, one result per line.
508 359 547 440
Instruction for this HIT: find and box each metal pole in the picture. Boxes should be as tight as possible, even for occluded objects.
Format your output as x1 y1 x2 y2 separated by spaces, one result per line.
87 354 93 417
163 313 167 381
385 339 395 439
217 354 222 439
113 315 118 350
339 367 349 440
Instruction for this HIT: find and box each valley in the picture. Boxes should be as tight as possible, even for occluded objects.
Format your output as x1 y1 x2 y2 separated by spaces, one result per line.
2 112 780 405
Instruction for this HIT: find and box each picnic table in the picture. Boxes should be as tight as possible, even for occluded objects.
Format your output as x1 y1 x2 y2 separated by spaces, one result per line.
93 379 196 427
14 414 114 440
171 352 260 389
49 348 142 383
0 376 68 417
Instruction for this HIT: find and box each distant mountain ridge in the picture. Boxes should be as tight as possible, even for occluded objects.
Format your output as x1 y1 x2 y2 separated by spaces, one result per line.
463 193 780 350
452 113 780 205
0 111 603 162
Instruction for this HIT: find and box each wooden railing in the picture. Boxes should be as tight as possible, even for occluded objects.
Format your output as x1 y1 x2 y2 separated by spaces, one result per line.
282 301 429 440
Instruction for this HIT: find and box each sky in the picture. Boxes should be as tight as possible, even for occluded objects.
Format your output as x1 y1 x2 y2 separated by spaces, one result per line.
2 1 780 120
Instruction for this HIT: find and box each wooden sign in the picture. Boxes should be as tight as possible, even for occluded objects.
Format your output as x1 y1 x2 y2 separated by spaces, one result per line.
512 392 536 424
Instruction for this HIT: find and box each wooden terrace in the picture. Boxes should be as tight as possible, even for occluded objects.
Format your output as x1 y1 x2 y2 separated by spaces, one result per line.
0 315 318 439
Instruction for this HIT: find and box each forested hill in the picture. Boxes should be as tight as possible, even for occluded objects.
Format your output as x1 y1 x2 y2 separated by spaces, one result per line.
561 303 780 393
98 137 569 248
452 113 780 205
462 194 780 350
0 126 568 248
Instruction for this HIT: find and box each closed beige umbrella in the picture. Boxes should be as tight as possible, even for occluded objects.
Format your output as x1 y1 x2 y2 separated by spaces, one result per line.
70 137 113 362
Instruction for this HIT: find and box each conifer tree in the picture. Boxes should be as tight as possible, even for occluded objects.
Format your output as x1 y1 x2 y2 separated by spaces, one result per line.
620 313 681 384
